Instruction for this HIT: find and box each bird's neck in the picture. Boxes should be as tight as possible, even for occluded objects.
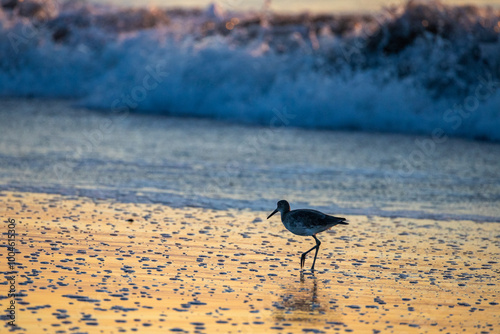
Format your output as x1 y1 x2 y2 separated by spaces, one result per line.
280 209 289 221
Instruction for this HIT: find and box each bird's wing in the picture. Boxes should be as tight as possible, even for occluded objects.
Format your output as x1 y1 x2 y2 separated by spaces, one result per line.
289 209 346 227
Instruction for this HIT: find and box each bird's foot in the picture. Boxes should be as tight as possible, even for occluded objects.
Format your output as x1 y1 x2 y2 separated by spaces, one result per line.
300 253 306 269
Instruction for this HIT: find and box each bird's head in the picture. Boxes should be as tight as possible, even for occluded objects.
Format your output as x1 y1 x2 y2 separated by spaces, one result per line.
267 200 290 219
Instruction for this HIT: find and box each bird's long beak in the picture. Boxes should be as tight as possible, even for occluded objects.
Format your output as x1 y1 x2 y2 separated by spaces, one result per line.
267 208 278 219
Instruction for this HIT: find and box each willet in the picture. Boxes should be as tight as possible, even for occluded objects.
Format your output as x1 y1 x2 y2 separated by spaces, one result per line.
267 200 348 271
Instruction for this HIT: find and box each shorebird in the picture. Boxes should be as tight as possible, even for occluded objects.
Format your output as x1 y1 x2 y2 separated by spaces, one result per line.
267 200 348 271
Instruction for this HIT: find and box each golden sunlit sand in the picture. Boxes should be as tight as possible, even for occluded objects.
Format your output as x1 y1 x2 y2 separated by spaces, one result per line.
1 191 499 333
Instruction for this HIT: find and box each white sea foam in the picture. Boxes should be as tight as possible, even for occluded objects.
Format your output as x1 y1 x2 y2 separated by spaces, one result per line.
1 0 499 140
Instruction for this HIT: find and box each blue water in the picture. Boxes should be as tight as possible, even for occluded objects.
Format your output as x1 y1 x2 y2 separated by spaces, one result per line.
0 0 499 141
1 99 499 222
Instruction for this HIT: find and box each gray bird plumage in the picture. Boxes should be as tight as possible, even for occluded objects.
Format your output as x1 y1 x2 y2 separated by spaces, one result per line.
267 200 348 271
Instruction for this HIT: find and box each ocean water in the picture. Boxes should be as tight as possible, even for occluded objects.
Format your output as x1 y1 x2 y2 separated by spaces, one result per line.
1 1 499 222
1 99 499 222
1 0 499 141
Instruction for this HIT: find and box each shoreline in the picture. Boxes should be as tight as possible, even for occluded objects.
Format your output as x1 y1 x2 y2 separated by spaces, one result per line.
1 98 499 224
2 186 499 224
1 191 498 333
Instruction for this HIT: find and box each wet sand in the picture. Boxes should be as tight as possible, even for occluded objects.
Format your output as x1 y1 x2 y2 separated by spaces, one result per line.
1 191 499 333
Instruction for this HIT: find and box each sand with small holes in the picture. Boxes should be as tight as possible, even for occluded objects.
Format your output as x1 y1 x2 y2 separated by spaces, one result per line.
1 191 499 333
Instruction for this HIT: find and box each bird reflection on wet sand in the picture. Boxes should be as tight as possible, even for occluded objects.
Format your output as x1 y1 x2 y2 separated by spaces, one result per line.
273 273 336 322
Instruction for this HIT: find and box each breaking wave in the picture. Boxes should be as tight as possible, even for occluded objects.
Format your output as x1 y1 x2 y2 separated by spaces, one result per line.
0 0 499 141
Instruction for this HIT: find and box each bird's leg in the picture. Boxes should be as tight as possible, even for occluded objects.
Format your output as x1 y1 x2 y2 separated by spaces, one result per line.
300 235 321 271
310 235 321 272
300 252 307 270
300 246 315 269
